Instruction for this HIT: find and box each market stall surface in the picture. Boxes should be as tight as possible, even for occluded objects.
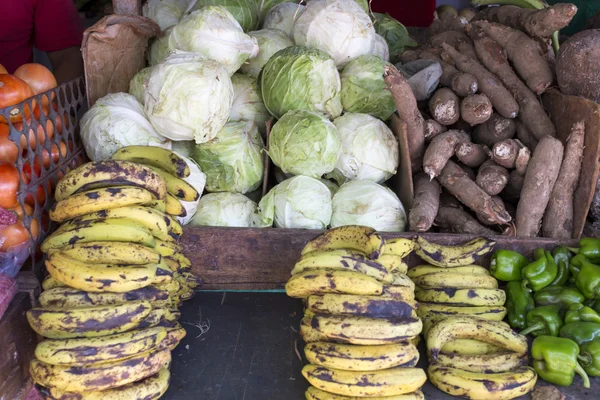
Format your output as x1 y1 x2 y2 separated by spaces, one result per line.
166 292 598 399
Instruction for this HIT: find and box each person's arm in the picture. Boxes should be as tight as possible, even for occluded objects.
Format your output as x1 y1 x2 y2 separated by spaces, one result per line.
47 46 84 84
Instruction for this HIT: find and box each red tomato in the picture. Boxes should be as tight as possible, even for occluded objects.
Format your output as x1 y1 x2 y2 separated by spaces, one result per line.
0 75 34 124
14 118 55 151
22 161 45 207
0 204 39 251
0 123 18 164
41 140 69 168
0 162 19 209
13 64 57 96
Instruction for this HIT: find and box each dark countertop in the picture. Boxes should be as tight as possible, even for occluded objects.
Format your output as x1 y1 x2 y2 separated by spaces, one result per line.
165 292 598 400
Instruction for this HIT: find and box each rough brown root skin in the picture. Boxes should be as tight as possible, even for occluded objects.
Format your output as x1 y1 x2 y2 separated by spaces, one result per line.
451 119 474 134
455 141 488 168
456 40 478 60
419 52 459 87
467 24 556 140
477 196 506 226
429 13 469 36
423 130 469 179
472 113 516 147
400 49 421 64
428 88 461 126
491 139 520 169
473 21 553 95
384 66 425 174
410 172 442 232
515 143 531 176
441 43 519 119
424 119 448 142
435 205 497 235
429 31 472 49
451 72 478 97
542 122 585 239
474 4 578 38
556 29 600 104
458 163 477 181
515 120 538 151
436 160 512 224
503 170 525 202
461 94 493 126
476 160 509 196
516 136 564 237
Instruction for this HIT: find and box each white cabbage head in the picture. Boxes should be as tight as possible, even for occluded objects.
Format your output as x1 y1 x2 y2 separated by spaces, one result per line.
128 66 155 106
189 0 260 32
144 51 233 144
240 29 293 78
80 93 171 161
191 192 262 227
263 2 304 37
229 74 271 134
142 0 189 31
370 34 390 61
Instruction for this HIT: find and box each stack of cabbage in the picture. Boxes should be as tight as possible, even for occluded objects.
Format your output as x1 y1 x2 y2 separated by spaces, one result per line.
80 0 416 231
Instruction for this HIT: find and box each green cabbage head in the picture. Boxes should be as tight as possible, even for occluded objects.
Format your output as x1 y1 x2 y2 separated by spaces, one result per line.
128 66 154 106
373 12 418 64
191 192 262 227
240 29 293 79
260 46 342 119
268 110 341 178
189 0 260 32
229 74 270 134
142 0 187 30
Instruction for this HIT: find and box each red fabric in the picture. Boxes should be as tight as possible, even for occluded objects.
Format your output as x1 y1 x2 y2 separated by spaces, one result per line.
0 0 84 73
370 0 436 27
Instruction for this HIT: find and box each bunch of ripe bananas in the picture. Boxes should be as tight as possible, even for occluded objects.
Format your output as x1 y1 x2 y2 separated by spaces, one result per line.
410 237 537 399
286 226 427 399
27 146 202 399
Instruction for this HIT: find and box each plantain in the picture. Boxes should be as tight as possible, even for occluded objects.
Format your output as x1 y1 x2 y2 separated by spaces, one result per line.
38 286 170 309
148 165 199 201
415 287 506 306
165 193 187 217
306 294 416 318
285 270 384 298
442 339 504 355
305 387 425 400
154 239 182 257
381 238 418 258
112 146 190 178
416 236 496 267
416 303 507 323
433 351 528 373
375 254 408 273
302 226 384 259
56 241 162 265
411 272 499 289
407 264 490 279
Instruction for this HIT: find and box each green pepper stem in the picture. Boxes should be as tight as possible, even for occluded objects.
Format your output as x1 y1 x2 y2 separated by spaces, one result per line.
521 280 532 293
575 362 591 389
578 353 593 367
520 322 544 336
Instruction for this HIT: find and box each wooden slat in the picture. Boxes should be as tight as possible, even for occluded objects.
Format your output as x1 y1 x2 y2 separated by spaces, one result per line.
182 227 575 290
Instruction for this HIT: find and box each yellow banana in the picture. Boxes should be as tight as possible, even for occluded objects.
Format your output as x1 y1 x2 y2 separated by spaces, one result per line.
302 226 384 259
175 271 203 289
427 316 528 360
390 273 415 290
380 285 415 301
154 239 181 257
56 241 161 265
416 236 496 267
27 301 152 339
148 199 167 213
42 219 156 252
306 294 416 318
293 249 393 283
39 367 170 400
35 327 168 366
170 252 191 269
112 145 190 178
417 303 507 323
138 307 180 329
434 351 527 373
30 348 171 392
45 252 172 293
166 193 187 217
302 365 427 397
50 186 157 223
427 364 537 399
149 165 199 201
177 283 195 302
310 314 422 345
442 339 504 355
161 325 187 350
304 342 419 371
407 264 490 279
376 254 408 273
415 287 506 306
42 276 67 290
54 160 167 202
306 387 424 400
381 238 418 258
412 272 498 289
300 316 330 343
38 286 170 309
165 214 183 239
286 270 384 298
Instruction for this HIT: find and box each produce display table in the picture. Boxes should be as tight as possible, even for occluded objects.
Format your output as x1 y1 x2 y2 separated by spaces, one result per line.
166 292 599 399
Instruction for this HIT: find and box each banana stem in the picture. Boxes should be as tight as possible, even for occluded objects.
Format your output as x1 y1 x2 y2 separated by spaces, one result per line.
520 322 543 336
575 362 591 389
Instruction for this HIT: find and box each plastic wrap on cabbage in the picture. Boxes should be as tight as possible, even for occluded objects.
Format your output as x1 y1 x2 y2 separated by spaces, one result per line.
258 175 332 229
128 66 154 106
268 109 341 178
340 55 396 121
370 34 390 62
327 113 398 184
80 93 171 161
293 0 377 69
263 2 303 37
192 120 264 193
373 12 418 64
331 180 407 232
189 0 259 32
175 154 207 225
190 192 262 227
240 29 293 79
142 0 188 31
150 6 259 74
144 51 233 143
230 74 270 135
260 46 342 119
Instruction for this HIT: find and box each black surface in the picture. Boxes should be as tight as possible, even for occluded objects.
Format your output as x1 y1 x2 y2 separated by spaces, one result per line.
166 292 599 400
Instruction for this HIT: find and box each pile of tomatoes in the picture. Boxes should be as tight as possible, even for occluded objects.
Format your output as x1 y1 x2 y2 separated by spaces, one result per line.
0 63 64 253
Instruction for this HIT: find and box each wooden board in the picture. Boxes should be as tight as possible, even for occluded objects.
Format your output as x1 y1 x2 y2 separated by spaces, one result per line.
182 227 575 290
543 89 600 239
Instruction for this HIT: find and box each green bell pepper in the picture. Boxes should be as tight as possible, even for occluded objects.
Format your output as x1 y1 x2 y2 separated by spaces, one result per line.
533 286 585 308
570 238 600 263
578 340 600 377
489 249 529 281
550 246 571 286
521 305 564 337
560 321 600 345
505 280 535 329
521 248 557 292
565 303 600 324
531 335 590 388
572 256 600 299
